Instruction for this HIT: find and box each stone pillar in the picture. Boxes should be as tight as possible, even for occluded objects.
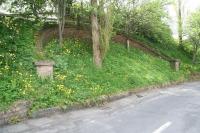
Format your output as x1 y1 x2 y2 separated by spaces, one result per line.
35 61 55 79
170 59 180 71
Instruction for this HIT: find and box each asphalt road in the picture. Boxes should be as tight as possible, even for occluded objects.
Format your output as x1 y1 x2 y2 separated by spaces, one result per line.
1 81 200 133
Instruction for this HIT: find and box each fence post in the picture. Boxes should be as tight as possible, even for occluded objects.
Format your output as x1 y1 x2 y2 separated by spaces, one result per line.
127 39 130 52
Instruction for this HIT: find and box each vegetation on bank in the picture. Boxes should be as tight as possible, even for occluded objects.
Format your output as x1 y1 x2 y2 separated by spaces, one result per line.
1 0 200 113
0 23 196 112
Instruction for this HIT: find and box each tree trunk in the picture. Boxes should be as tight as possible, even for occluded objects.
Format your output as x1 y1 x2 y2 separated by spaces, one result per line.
77 1 83 28
193 45 198 64
178 0 183 48
58 19 63 46
57 0 66 47
91 0 102 68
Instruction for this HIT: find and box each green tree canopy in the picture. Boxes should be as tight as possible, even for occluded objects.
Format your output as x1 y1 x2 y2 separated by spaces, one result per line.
186 10 200 63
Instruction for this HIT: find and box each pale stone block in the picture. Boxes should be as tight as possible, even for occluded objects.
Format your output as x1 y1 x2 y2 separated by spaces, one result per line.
35 61 55 79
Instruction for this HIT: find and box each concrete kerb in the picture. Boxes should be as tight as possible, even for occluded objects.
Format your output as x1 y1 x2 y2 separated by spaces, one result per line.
0 101 31 127
1 78 200 127
28 79 187 119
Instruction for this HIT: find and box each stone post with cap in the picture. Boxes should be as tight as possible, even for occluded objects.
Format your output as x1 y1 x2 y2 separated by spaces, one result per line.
35 61 55 79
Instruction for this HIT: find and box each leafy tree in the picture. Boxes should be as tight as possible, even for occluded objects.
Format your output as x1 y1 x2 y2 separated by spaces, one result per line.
90 0 115 68
175 0 186 48
99 0 115 59
0 0 6 5
10 0 74 47
54 0 66 47
114 0 174 47
0 0 183 67
177 0 183 47
186 10 200 63
54 0 73 46
10 0 48 20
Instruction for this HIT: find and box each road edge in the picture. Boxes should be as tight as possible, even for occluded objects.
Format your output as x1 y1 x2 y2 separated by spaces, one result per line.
1 78 199 127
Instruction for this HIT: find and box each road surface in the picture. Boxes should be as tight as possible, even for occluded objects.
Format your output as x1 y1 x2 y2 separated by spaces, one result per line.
1 81 200 133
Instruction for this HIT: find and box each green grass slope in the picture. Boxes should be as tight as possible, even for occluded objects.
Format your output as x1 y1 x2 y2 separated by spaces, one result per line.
0 37 191 112
0 20 197 112
131 35 193 64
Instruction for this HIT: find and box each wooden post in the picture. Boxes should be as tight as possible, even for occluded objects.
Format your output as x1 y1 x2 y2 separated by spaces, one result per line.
170 59 180 71
127 39 130 52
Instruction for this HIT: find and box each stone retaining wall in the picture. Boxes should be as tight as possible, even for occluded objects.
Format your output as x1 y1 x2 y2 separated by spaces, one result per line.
0 101 31 126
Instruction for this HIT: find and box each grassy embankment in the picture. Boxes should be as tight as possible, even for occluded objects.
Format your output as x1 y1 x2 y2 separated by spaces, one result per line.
0 24 197 112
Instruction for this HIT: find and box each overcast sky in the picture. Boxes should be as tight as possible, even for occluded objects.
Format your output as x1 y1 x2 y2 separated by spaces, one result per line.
168 0 200 38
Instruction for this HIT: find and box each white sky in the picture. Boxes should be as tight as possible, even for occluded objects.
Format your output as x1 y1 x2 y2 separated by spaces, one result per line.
168 0 200 38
